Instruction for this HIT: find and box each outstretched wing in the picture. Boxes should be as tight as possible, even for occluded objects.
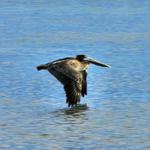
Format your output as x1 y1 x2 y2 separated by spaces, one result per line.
64 78 82 107
47 59 84 107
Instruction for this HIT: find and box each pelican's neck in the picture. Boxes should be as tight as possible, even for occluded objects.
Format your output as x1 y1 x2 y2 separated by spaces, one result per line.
80 62 89 71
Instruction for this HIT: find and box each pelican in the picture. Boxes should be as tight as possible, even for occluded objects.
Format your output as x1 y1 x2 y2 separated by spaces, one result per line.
36 55 110 107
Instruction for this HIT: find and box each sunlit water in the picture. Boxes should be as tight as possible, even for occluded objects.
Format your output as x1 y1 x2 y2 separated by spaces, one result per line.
0 1 150 150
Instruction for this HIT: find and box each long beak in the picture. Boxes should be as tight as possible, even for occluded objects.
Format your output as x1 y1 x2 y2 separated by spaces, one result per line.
85 57 110 67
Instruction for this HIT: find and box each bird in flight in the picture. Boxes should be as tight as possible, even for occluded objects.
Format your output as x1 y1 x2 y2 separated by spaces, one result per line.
37 55 110 107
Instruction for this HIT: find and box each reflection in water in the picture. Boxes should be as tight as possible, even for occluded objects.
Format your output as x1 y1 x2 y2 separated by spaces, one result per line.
64 104 89 116
52 105 89 123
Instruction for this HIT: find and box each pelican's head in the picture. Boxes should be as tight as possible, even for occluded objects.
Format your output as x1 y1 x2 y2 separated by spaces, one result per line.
76 54 110 68
76 55 87 61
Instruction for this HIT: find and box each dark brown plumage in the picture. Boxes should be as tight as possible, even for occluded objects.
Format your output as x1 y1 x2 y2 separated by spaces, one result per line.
37 55 110 107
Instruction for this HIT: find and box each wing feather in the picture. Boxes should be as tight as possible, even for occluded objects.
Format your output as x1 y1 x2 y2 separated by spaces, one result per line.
47 60 83 107
81 71 87 97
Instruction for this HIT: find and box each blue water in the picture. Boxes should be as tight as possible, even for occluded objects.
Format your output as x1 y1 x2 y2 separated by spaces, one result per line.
0 1 150 149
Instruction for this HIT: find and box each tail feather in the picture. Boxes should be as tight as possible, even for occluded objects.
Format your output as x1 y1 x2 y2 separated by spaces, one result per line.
36 64 48 71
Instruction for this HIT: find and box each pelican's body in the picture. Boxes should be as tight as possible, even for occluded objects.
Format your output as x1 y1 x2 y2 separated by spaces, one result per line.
37 55 110 107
